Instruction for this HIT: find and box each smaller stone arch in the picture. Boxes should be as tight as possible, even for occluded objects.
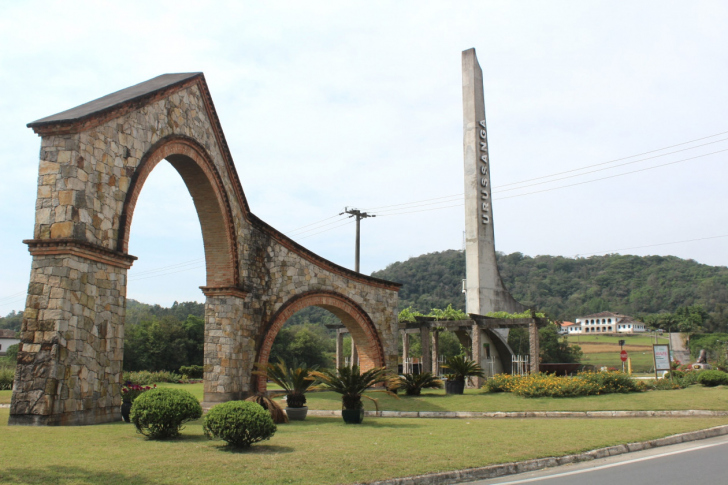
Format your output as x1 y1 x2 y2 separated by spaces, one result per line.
255 291 385 392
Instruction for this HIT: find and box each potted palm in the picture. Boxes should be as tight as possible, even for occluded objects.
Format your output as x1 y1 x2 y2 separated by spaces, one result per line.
253 359 318 421
398 372 443 396
311 366 398 424
443 355 484 395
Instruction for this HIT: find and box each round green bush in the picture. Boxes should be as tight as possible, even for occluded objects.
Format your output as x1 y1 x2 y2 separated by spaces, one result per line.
130 387 202 439
697 370 728 387
203 401 277 448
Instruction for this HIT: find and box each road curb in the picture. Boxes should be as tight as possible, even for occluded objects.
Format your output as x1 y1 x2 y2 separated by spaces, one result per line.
307 409 728 419
365 424 728 485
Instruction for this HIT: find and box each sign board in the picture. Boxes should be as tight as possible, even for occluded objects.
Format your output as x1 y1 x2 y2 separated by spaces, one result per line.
620 350 628 362
653 344 671 372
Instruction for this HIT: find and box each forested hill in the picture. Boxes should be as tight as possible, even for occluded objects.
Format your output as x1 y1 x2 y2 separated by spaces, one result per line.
371 250 728 331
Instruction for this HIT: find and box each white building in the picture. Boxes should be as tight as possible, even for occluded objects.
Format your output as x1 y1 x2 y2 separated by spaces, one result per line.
0 329 20 356
565 312 646 334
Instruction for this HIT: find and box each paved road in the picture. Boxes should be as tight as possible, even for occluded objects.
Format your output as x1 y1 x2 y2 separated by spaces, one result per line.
470 434 728 485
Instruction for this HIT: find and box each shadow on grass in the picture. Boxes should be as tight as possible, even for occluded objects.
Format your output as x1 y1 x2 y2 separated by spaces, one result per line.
216 443 295 454
0 465 157 484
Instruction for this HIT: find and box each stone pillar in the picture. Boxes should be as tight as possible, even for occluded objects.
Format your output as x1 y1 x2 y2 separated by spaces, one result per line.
529 321 540 374
420 325 431 374
10 250 132 426
402 331 410 373
471 324 483 388
351 339 359 368
431 330 440 376
335 329 345 369
203 294 252 406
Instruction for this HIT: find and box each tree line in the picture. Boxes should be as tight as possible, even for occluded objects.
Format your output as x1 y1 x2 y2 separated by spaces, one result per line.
371 250 728 332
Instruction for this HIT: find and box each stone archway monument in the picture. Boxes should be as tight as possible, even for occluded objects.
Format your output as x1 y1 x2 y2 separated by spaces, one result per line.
10 73 401 425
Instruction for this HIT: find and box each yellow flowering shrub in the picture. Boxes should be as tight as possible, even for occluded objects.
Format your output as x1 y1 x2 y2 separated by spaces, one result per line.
483 371 644 398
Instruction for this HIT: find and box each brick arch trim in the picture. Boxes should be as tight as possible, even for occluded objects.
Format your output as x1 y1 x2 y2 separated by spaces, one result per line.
255 290 386 392
117 135 239 288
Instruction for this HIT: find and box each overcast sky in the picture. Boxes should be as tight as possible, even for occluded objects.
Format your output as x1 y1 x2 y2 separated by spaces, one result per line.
1 1 727 311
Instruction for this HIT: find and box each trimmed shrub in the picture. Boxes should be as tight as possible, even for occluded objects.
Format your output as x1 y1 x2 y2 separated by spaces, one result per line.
123 370 182 385
179 365 204 379
697 370 728 387
130 388 202 439
203 401 277 448
0 367 14 390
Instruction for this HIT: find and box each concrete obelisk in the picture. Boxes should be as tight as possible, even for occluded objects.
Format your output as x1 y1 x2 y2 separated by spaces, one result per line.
462 48 525 316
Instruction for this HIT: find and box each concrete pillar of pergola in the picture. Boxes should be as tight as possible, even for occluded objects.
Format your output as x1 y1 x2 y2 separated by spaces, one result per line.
335 329 345 369
420 324 431 374
529 321 540 374
431 330 440 376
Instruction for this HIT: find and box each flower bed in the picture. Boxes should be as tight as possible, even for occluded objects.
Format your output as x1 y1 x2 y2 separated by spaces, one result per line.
483 372 643 398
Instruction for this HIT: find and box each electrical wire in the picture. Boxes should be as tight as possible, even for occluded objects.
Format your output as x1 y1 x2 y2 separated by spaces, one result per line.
286 215 350 236
575 234 728 257
496 147 728 201
495 136 728 193
497 130 728 188
283 213 347 235
297 220 355 239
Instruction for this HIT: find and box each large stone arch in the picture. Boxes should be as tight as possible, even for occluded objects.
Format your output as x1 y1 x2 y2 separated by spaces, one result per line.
10 73 401 425
255 291 385 392
119 135 239 289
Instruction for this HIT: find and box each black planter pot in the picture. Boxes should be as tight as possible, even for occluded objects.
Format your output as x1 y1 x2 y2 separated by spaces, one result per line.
342 408 364 424
121 401 132 422
445 380 465 395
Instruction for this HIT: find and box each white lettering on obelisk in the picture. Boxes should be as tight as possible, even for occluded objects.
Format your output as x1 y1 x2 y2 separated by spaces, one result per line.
478 120 490 224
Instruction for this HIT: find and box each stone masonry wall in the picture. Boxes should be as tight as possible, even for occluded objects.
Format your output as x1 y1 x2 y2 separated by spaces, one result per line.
11 254 126 425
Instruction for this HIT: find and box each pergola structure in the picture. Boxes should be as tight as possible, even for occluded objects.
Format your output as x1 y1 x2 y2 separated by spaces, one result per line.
331 314 548 386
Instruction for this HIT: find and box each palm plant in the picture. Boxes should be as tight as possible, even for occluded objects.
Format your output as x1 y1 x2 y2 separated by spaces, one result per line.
311 366 398 411
443 355 485 382
245 392 289 424
399 372 443 396
253 359 318 408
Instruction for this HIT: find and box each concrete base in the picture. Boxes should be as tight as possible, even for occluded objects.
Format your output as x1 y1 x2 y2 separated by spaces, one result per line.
8 407 120 426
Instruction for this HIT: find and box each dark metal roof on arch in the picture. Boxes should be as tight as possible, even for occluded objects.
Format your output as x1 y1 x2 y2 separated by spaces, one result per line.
28 73 203 128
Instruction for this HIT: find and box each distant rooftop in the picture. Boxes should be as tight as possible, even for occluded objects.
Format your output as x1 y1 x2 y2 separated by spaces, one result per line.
28 73 203 128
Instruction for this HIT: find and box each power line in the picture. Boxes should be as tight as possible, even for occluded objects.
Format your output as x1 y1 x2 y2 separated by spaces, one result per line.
129 258 204 278
283 213 346 235
496 136 728 193
356 129 728 216
376 202 464 217
297 220 355 239
129 264 205 281
287 215 350 237
496 147 728 200
373 195 465 215
575 234 728 257
498 130 728 189
0 290 27 304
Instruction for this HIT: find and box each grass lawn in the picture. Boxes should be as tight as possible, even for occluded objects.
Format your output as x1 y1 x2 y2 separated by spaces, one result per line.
2 408 728 484
7 383 728 413
156 383 728 412
305 386 728 412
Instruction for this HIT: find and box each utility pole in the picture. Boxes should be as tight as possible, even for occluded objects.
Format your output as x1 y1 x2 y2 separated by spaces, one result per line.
340 207 375 272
